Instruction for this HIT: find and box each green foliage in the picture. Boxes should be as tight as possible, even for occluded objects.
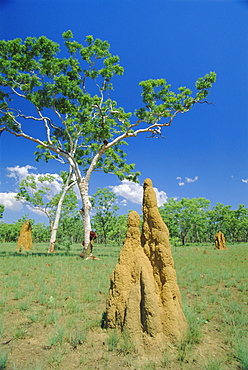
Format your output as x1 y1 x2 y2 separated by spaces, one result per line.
0 205 4 219
0 31 140 181
0 215 31 242
15 172 78 229
108 214 128 244
91 188 119 246
159 197 211 245
57 215 84 243
0 31 216 247
32 223 50 243
159 198 248 245
0 31 215 188
135 72 216 124
209 203 248 243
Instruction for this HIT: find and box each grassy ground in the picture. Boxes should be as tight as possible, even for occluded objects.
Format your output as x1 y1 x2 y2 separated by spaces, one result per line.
0 241 247 369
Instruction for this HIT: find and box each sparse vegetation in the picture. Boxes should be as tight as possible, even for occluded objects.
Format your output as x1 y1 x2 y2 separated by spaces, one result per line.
0 352 8 370
0 241 247 369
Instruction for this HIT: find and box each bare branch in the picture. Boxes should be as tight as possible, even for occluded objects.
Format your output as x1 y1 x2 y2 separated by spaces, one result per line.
14 111 51 122
3 127 67 164
36 109 53 144
10 86 26 99
52 106 64 122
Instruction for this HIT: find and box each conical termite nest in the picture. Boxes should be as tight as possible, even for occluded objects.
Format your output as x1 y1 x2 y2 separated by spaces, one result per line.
103 178 187 351
17 220 32 251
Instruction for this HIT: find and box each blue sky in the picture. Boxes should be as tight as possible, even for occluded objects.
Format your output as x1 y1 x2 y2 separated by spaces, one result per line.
0 0 248 224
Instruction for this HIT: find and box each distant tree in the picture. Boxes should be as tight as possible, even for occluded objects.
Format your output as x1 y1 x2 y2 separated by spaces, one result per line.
0 215 30 242
208 203 248 243
0 222 13 242
159 198 182 241
159 197 210 245
108 214 128 244
91 188 119 247
0 204 4 218
234 205 248 242
15 171 78 251
32 222 50 243
160 199 248 245
208 203 233 240
57 215 84 244
0 31 216 257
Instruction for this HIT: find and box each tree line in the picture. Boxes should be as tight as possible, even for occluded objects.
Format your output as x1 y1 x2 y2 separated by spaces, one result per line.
1 192 247 246
159 198 248 245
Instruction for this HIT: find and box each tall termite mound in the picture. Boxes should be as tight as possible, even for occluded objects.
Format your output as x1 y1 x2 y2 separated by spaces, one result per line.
103 178 187 350
17 220 32 251
215 231 226 250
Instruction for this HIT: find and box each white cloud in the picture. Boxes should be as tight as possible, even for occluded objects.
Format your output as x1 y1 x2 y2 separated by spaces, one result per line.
26 204 46 216
185 176 198 183
242 179 248 183
6 165 37 181
154 187 168 206
110 180 168 207
177 176 198 186
38 174 62 196
110 180 143 204
120 199 127 206
177 177 185 186
6 165 63 197
0 192 23 212
0 192 47 217
1 165 76 217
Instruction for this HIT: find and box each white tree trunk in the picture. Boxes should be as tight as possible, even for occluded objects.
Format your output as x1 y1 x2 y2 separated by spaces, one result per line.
47 193 64 253
47 169 75 253
48 226 57 253
78 179 92 258
76 147 106 258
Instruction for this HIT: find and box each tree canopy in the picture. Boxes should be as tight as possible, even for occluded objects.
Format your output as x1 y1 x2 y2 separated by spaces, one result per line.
0 31 216 255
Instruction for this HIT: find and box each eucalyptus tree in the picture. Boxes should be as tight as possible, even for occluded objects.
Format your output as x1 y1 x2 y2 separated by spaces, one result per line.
15 171 77 252
46 169 78 252
208 203 233 240
91 188 119 247
159 197 210 245
32 222 50 243
109 214 128 245
0 215 31 242
57 215 85 244
208 203 248 243
234 204 248 242
0 30 216 257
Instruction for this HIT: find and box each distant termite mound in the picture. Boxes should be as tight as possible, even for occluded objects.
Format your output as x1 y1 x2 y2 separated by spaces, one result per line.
215 231 227 250
103 178 187 351
17 220 32 251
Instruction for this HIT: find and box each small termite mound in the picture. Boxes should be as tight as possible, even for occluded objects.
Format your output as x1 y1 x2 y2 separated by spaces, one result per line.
17 220 32 251
103 178 187 352
215 231 227 250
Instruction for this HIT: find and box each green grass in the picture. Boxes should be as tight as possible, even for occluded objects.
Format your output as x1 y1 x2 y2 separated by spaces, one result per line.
0 352 8 370
0 241 247 369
